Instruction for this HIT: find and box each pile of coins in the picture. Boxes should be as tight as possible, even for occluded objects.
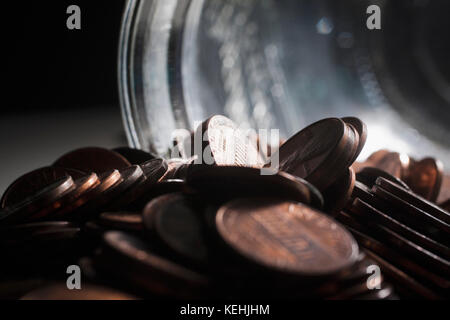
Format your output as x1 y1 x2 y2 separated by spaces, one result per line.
338 150 450 299
0 115 448 300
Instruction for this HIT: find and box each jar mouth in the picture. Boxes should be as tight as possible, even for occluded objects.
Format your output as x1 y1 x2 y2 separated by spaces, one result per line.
119 0 450 166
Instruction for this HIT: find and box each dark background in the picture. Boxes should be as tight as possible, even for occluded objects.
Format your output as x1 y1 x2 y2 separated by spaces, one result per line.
5 1 125 112
1 1 127 193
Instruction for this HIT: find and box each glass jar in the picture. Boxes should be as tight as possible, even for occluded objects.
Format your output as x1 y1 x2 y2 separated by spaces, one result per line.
119 0 450 167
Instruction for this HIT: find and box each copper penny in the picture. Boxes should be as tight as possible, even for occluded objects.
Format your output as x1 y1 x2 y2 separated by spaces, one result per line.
375 177 450 225
145 193 209 265
323 167 356 214
404 158 443 202
215 198 359 276
342 117 367 163
43 173 100 219
0 176 74 225
1 167 83 208
53 147 131 174
272 118 357 190
350 198 450 259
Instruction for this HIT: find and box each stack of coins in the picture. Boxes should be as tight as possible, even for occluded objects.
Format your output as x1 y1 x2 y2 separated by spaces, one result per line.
336 151 450 299
0 115 448 300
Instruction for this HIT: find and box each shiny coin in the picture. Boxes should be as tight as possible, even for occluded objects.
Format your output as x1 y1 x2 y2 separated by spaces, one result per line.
404 158 443 202
113 147 157 165
215 198 359 277
53 147 131 174
194 115 263 167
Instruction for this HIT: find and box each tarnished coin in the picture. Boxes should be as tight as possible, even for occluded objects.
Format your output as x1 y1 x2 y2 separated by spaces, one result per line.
323 168 356 214
342 117 367 163
113 147 156 165
271 118 357 190
194 115 263 167
350 198 450 260
215 198 359 277
357 166 410 190
404 158 443 202
186 165 311 204
1 167 83 209
144 194 208 265
21 283 137 300
0 176 74 225
98 212 143 231
53 147 131 174
375 177 450 225
98 231 209 298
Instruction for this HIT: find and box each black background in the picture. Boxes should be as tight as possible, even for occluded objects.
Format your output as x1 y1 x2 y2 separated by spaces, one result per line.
5 1 125 113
